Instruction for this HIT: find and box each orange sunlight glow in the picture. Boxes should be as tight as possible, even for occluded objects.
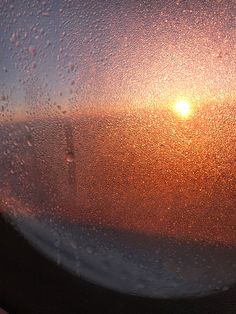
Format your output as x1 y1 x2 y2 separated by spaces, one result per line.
174 100 192 119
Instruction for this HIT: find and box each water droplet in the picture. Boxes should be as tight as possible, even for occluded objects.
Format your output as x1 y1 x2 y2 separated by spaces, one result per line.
28 46 36 56
27 139 33 147
24 125 30 132
68 62 75 72
46 40 51 47
10 32 16 43
70 240 77 249
66 152 74 163
86 246 93 254
31 61 37 69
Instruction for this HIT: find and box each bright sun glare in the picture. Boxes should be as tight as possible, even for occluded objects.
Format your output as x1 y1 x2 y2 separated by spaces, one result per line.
174 100 191 119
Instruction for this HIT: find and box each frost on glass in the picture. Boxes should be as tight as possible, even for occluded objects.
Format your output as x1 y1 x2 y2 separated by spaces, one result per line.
0 0 235 298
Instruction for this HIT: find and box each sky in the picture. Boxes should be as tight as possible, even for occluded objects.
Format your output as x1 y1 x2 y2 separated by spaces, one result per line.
0 0 235 119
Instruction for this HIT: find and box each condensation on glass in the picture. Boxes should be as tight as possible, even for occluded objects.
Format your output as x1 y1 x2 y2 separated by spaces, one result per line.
0 0 235 298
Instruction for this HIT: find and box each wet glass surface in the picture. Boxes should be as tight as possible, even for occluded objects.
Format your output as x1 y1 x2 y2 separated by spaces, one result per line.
0 0 235 298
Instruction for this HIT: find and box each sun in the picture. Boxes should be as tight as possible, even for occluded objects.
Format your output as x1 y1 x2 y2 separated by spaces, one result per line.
174 100 191 119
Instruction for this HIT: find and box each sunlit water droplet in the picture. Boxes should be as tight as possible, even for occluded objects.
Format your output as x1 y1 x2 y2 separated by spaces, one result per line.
27 139 33 147
66 152 74 163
